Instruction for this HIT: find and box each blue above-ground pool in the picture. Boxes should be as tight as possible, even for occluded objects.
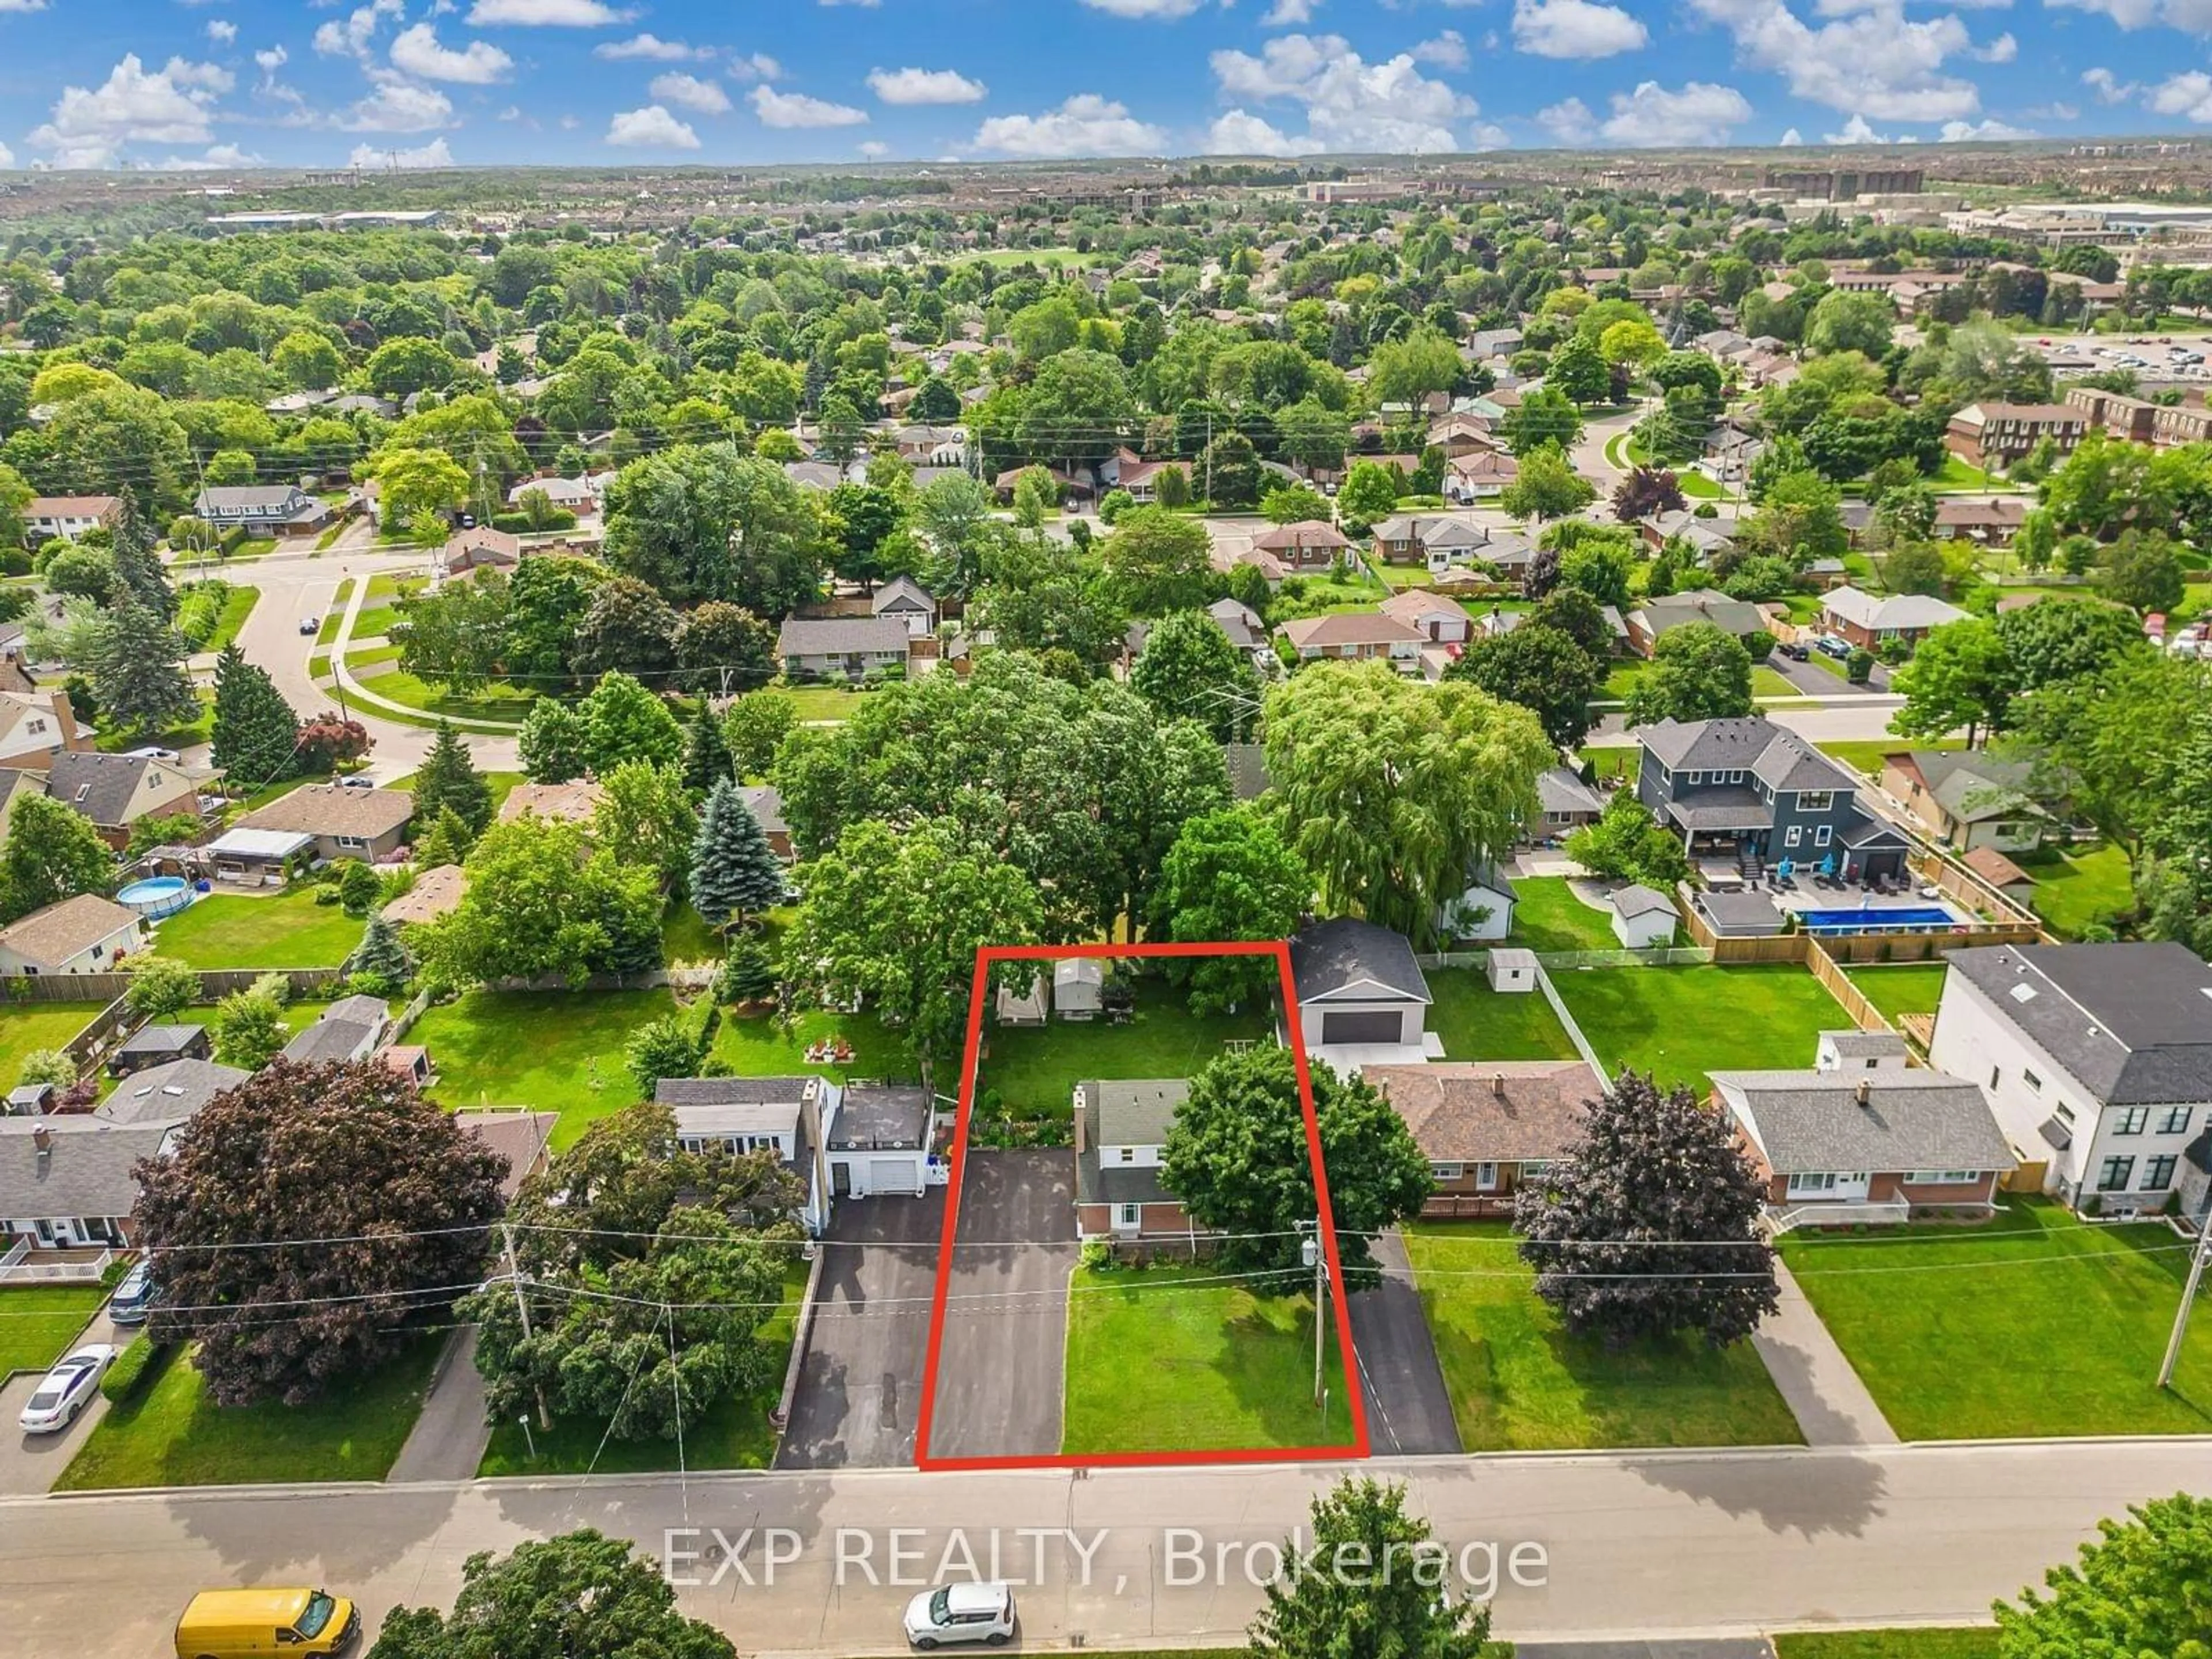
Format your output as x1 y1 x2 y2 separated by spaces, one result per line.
1798 905 1959 933
116 876 196 921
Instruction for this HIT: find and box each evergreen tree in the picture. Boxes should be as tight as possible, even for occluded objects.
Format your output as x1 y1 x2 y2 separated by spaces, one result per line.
689 778 784 931
412 720 493 834
517 699 589 784
210 644 301 788
414 806 476 869
681 699 734 796
345 910 415 990
109 489 176 621
93 596 198 742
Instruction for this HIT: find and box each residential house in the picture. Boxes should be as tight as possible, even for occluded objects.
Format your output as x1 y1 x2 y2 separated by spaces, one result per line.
658 1074 934 1232
1930 942 2212 1218
1444 450 1520 503
498 779 607 825
1880 750 2049 854
1379 588 1474 645
0 896 146 976
452 1109 557 1204
737 785 794 861
237 785 414 863
1372 514 1488 575
1469 327 1524 359
1101 449 1174 503
1252 520 1351 574
439 525 521 577
279 994 391 1064
2150 400 2212 449
1533 767 1605 836
1363 1062 1599 1218
1931 498 2029 546
381 863 467 926
2066 385 2160 445
871 575 938 639
1638 509 1741 560
1635 716 1910 882
894 425 967 467
826 1084 935 1200
1623 589 1771 658
1425 412 1499 457
109 1024 210 1078
200 825 312 886
0 768 40 849
1820 586 1968 652
1439 866 1517 943
41 751 208 851
1609 885 1679 948
1944 403 2086 469
0 1117 175 1255
1277 611 1425 669
94 1057 249 1126
1289 916 1434 1057
506 474 605 514
1074 1078 1212 1244
192 484 330 539
0 690 85 770
1711 1065 2015 1225
22 495 118 543
775 617 912 682
1206 596 1270 665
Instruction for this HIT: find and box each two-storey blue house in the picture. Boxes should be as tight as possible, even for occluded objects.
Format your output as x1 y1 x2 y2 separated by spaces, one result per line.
1635 717 1910 884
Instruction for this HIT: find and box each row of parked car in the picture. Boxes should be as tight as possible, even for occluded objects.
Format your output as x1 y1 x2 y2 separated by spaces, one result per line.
15 1259 160 1435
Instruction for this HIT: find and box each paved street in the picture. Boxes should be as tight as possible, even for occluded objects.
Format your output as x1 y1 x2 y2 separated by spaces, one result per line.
7 1438 2205 1657
1589 696 1910 749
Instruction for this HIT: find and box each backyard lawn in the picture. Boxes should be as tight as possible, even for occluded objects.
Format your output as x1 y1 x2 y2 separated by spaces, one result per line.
0 1001 106 1085
778 684 873 723
1508 876 1628 954
2015 842 2133 939
55 1336 438 1490
1426 968 1580 1063
1844 964 1950 1024
1773 1633 1999 1659
1779 1199 2212 1439
1816 737 1960 779
1404 1224 1801 1450
476 1259 809 1476
1552 964 1851 1092
0 1284 110 1378
150 888 365 969
979 976 1271 1121
1060 1264 1354 1455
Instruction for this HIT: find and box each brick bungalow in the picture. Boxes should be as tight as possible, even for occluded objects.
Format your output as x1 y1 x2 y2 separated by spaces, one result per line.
1363 1061 1602 1218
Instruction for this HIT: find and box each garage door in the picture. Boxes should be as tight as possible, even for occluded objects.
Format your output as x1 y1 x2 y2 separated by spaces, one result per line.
868 1156 921 1196
1320 1009 1402 1045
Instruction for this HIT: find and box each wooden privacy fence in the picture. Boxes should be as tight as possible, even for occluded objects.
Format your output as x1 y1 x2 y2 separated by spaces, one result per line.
1805 940 1892 1033
25 967 346 1076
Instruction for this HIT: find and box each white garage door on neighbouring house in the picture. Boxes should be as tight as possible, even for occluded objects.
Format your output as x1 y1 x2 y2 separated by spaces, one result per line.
865 1156 924 1196
1319 1009 1403 1046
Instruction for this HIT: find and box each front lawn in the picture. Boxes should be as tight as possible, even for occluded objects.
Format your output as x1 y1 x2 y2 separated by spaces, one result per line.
0 1284 109 1377
1508 876 1623 954
1426 968 1580 1062
979 976 1271 1122
351 666 536 726
54 1336 438 1490
0 1000 106 1086
476 1259 809 1476
1844 964 1950 1024
1060 1263 1354 1455
150 888 365 970
1751 665 1801 699
1779 1198 2212 1439
2014 842 2134 939
1404 1223 1801 1450
1552 964 1851 1093
778 684 873 723
1816 737 1961 779
194 584 260 654
1774 1634 1999 1659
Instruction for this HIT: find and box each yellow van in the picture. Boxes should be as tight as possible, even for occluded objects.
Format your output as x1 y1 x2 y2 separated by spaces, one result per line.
174 1588 360 1658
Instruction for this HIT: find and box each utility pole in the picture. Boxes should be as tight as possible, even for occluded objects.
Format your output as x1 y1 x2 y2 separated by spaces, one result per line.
1301 1225 1328 1407
2158 1221 2212 1389
501 1222 550 1429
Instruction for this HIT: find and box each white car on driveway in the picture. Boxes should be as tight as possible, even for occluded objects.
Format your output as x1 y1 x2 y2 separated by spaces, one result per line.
18 1343 115 1434
903 1581 1016 1649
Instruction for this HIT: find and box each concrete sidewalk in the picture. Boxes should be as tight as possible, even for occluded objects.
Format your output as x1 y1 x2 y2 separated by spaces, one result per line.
387 1325 491 1482
1752 1259 1899 1447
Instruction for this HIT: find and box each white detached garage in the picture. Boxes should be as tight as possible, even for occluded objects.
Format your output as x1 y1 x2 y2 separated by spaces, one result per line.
1289 916 1438 1066
827 1084 935 1199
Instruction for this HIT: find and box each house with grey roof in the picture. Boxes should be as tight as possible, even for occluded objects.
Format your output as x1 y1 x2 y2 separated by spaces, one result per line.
1711 1061 2015 1226
192 483 329 539
1074 1078 1214 1243
1635 715 1910 884
656 1073 934 1232
1820 585 1969 652
279 994 390 1065
870 575 938 638
95 1056 249 1126
1623 588 1770 657
775 616 912 681
1880 749 2051 855
1534 767 1605 836
0 895 146 977
1930 942 2212 1219
109 1024 210 1078
43 750 209 850
0 1116 176 1255
1290 917 1435 1062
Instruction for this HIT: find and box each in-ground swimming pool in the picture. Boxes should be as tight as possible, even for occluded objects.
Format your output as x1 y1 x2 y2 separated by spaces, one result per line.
1797 906 1959 933
115 876 196 921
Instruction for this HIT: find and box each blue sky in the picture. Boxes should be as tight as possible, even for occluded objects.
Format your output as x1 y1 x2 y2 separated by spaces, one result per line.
0 0 2209 172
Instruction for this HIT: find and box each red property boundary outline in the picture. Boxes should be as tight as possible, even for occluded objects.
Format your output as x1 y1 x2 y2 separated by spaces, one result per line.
914 938 1371 1471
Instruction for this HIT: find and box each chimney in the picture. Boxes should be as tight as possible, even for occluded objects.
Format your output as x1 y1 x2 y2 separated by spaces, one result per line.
1854 1078 1872 1109
31 1120 52 1154
1493 1072 1505 1097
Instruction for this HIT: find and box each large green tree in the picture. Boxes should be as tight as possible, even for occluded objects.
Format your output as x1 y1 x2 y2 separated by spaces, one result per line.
421 819 664 988
1129 608 1263 741
591 759 698 894
517 699 589 784
580 671 683 772
603 446 825 616
1993 1493 2211 1658
412 720 494 836
1893 616 2016 747
92 596 198 741
1248 1479 1497 1659
209 643 300 789
690 778 785 931
1450 622 1603 749
1103 505 1213 616
1623 623 1755 726
1146 805 1310 1013
1 790 114 923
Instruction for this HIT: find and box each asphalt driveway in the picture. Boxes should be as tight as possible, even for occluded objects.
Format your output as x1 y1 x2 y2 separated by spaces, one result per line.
776 1187 946 1470
1346 1230 1463 1456
923 1148 1078 1463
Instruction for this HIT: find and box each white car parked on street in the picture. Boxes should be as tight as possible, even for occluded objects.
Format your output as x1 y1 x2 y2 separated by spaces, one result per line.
17 1343 115 1434
903 1581 1016 1649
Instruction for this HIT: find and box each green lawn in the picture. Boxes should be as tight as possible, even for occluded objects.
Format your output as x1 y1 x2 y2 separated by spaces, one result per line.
1426 968 1580 1062
54 1336 438 1490
979 977 1271 1122
174 997 334 1039
0 1284 109 1377
1844 964 1950 1024
1404 1223 1802 1450
1752 665 1801 699
96 688 214 753
1575 745 1637 786
1774 1633 1999 1659
2014 842 2134 938
477 1260 809 1476
777 684 872 723
1779 1199 2212 1439
0 1000 105 1087
351 574 426 643
1508 876 1626 954
381 768 524 815
194 583 260 654
351 666 537 726
1552 964 1852 1092
1601 660 1648 700
1816 737 1959 779
150 887 365 970
661 903 725 967
315 584 353 645
1929 455 2001 492
1060 1263 1354 1455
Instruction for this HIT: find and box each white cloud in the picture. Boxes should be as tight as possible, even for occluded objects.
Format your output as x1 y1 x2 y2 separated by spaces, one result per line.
349 137 457 168
649 72 732 113
607 104 701 146
1779 125 1805 142
254 46 289 78
751 85 870 127
866 66 988 104
466 0 632 24
1414 29 1471 67
390 23 514 84
341 80 457 132
206 20 237 44
2082 66 2138 102
1078 0 1207 14
0 1 47 12
971 93 1168 156
2044 0 2162 29
857 139 891 157
1263 0 1319 19
29 54 233 169
158 142 263 171
315 0 404 61
1207 109 1325 154
1970 30 2017 60
1512 0 1649 58
2148 69 2212 119
0 139 12 166
1536 96 1597 143
1687 0 1986 120
1825 112 1892 141
1940 116 2035 137
593 33 707 60
1599 78 1754 145
730 53 783 81
1209 31 1482 151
